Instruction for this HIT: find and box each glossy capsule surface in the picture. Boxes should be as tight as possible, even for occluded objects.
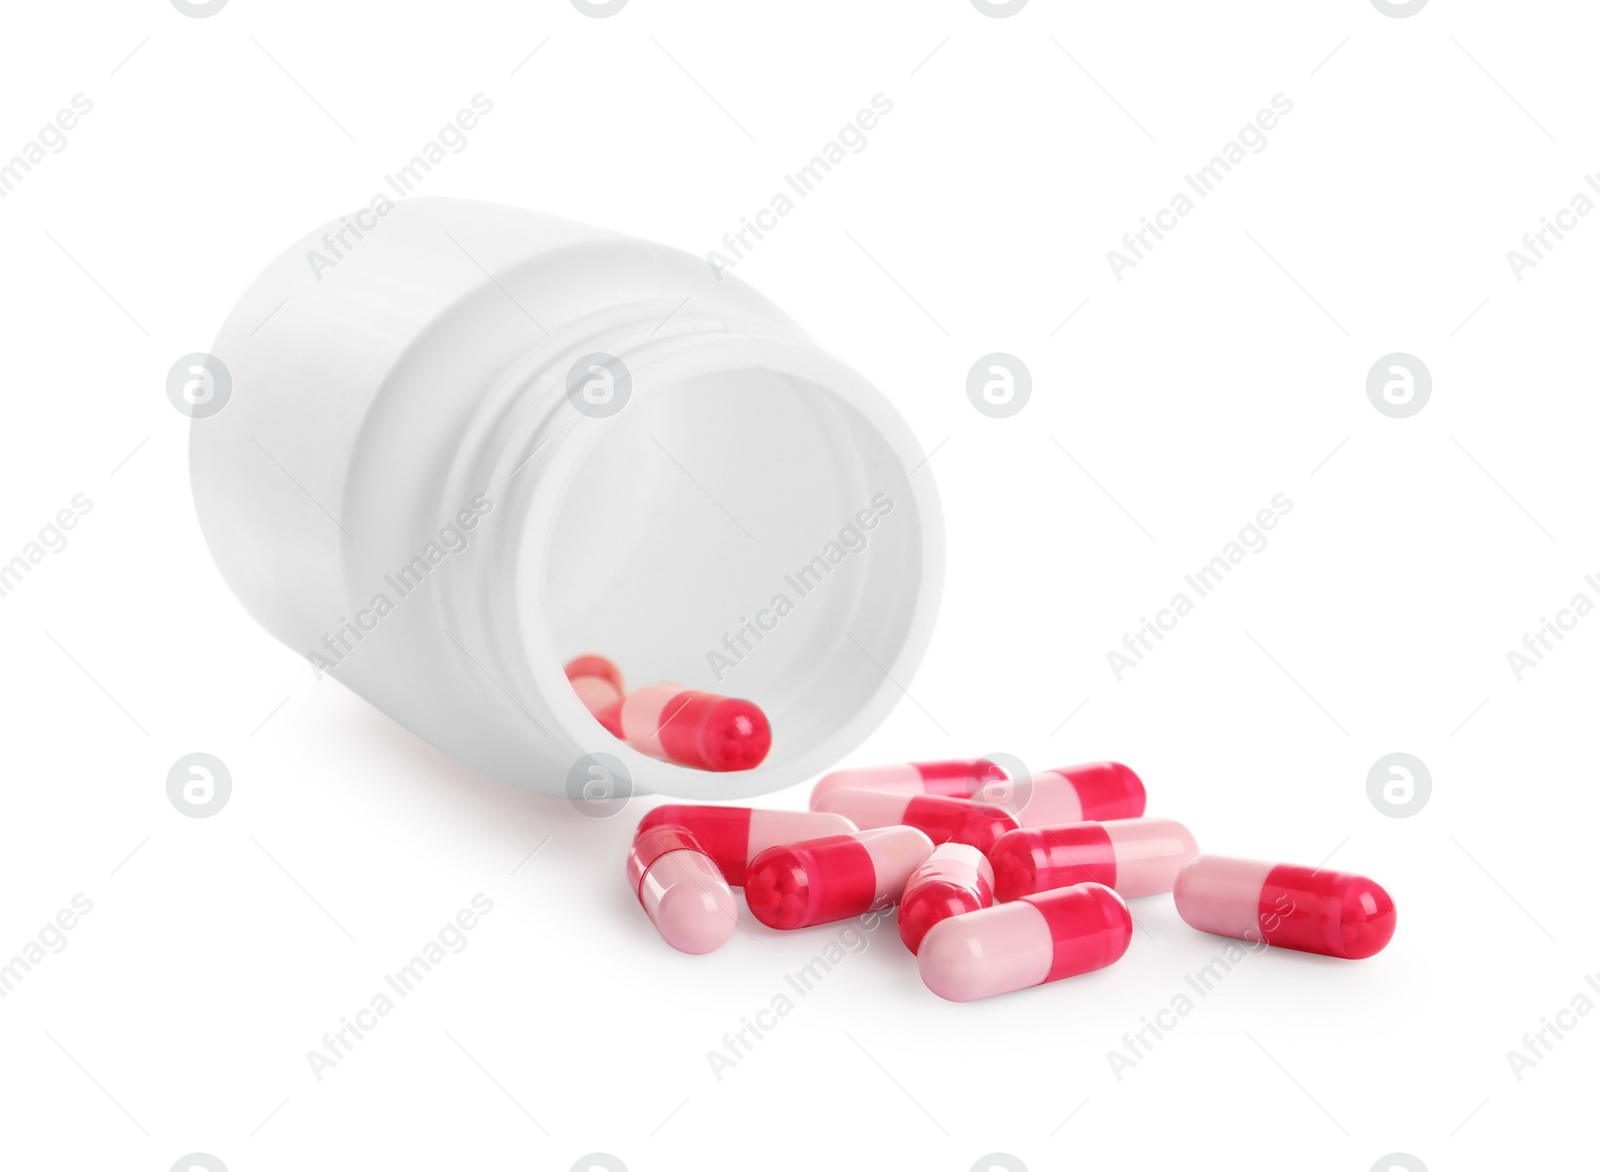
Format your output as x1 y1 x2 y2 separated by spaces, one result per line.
989 818 1198 900
744 827 934 930
898 842 994 954
918 883 1133 1001
626 825 738 954
812 788 1019 852
1173 855 1396 960
608 683 772 771
634 805 857 885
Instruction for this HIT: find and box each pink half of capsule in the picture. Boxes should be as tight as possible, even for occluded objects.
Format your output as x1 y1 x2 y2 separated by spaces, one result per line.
918 882 1133 1002
633 805 858 886
898 843 994 955
565 654 624 714
608 683 772 772
1173 855 1397 960
744 826 934 931
811 788 1020 853
809 759 1008 807
989 818 1199 901
626 825 739 954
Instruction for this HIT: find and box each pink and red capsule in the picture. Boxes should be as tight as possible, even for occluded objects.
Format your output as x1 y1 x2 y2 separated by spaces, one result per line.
626 824 738 955
1173 855 1396 960
744 827 935 931
812 787 1020 853
810 758 1008 804
898 843 994 954
810 759 1145 826
989 818 1198 901
565 654 624 716
919 882 1133 1001
603 683 772 772
634 805 856 886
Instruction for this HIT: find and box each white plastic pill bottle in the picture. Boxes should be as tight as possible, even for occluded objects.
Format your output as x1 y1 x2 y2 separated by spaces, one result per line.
190 198 943 802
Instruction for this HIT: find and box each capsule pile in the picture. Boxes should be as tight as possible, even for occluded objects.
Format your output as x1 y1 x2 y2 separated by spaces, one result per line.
625 756 1397 1000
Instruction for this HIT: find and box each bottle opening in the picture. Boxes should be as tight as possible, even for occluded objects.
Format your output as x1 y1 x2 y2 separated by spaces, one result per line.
531 347 941 799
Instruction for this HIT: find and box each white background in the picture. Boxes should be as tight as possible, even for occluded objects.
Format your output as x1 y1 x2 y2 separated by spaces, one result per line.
1 2 1595 1170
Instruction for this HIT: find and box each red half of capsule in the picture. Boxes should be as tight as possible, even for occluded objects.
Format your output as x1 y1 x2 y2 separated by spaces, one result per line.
743 827 934 930
989 818 1198 901
619 685 772 771
633 805 856 886
1028 884 1134 982
1173 855 1397 960
659 690 770 771
1260 863 1396 959
812 788 1020 852
887 793 1020 853
898 843 994 954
